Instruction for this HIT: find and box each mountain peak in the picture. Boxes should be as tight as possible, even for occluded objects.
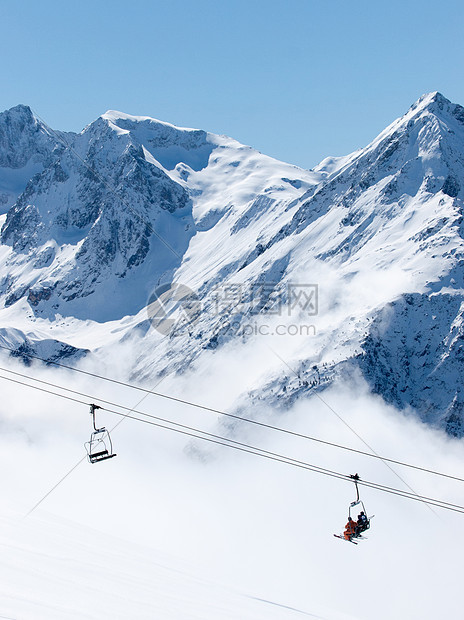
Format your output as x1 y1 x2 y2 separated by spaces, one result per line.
408 90 464 124
97 110 213 170
0 104 59 172
0 104 38 128
414 90 448 108
2 103 34 116
101 110 199 134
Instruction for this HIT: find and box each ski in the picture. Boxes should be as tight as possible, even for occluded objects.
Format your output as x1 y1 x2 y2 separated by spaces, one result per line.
334 534 357 545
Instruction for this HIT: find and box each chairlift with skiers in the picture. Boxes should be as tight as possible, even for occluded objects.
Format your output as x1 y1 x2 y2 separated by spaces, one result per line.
334 473 373 545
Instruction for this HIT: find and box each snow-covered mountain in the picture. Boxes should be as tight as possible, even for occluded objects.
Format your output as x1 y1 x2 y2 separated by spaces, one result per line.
0 104 68 213
1 92 464 435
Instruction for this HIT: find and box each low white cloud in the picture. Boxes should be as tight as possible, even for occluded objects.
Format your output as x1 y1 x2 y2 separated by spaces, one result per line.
0 348 462 619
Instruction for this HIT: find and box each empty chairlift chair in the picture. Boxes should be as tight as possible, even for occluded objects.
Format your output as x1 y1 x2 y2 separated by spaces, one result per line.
85 404 117 464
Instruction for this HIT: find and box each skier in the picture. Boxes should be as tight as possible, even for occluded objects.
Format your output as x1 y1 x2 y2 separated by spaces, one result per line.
344 517 357 541
357 511 368 534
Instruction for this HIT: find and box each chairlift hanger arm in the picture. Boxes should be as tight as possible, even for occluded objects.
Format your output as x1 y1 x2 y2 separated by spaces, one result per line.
350 473 360 502
90 403 103 432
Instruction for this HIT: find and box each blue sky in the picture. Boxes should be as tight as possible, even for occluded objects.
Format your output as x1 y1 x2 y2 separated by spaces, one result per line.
1 0 463 169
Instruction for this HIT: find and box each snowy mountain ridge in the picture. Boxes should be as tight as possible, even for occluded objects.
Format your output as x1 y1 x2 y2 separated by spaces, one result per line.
1 92 464 435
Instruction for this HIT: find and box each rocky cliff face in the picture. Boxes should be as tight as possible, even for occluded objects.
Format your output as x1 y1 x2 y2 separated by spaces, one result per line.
360 290 464 436
1 93 464 435
0 105 66 212
0 111 194 320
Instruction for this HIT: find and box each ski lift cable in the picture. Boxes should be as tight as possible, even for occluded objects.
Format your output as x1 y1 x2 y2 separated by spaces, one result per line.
2 351 442 520
7 373 464 514
265 344 440 520
3 364 464 508
1 373 464 515
0 356 462 484
0 371 359 480
5 368 463 511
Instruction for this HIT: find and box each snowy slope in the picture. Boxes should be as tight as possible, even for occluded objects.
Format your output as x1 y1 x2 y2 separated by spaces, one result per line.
1 512 335 620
